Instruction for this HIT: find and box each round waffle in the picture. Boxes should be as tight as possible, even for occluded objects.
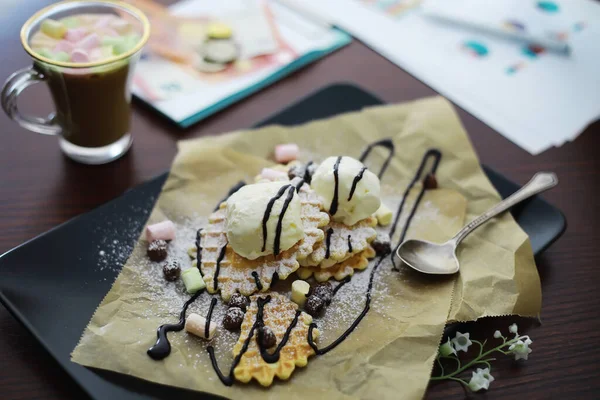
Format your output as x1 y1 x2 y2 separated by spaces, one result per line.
190 182 329 300
297 245 376 282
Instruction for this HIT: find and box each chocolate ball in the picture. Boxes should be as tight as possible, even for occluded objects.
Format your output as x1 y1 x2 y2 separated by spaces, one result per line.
304 295 325 316
162 261 181 281
312 282 333 305
371 233 392 256
257 326 277 349
424 173 438 190
228 292 249 311
147 240 168 262
223 307 245 331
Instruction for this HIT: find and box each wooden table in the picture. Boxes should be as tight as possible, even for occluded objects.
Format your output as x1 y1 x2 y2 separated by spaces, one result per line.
1 1 599 399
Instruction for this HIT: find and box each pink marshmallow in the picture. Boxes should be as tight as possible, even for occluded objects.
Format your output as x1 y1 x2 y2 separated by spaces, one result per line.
76 33 100 50
274 143 299 163
97 27 119 37
94 15 112 29
54 40 74 54
146 220 176 242
261 168 288 181
65 27 88 43
70 49 90 63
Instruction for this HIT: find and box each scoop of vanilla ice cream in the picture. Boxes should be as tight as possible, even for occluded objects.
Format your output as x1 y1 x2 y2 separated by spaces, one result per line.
311 156 381 226
226 181 304 260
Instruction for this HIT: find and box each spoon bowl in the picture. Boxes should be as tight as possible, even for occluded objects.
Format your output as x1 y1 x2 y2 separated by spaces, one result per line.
397 239 459 274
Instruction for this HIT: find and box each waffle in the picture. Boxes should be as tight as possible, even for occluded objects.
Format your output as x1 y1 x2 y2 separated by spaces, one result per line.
232 293 320 386
297 246 376 282
299 216 378 268
190 182 329 300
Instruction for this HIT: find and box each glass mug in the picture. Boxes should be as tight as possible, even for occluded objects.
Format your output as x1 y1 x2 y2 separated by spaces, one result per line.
1 0 149 164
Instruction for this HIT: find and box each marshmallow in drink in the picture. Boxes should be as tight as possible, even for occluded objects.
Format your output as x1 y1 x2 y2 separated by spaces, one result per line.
94 15 112 29
110 19 132 34
41 19 67 39
274 143 299 163
53 40 74 54
260 168 288 181
76 33 100 50
65 27 88 43
97 27 119 37
145 220 176 242
52 51 70 62
70 49 90 63
185 313 217 340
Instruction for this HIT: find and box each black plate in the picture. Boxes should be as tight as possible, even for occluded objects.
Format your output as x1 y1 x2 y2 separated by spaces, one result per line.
0 83 566 400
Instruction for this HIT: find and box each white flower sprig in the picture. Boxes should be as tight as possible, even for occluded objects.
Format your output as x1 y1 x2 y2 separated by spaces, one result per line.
431 323 534 392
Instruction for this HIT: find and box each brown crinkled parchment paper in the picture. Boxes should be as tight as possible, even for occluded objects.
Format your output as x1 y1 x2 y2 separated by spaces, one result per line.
71 96 541 399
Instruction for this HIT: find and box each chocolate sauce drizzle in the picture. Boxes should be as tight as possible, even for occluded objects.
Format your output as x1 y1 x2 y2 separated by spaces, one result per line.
258 310 302 364
307 255 386 355
303 161 314 183
251 271 263 291
347 235 353 253
205 298 217 338
348 166 367 201
333 276 351 296
306 148 440 356
359 138 395 179
147 290 204 360
195 228 203 274
294 178 305 193
213 180 246 211
206 296 271 386
329 156 343 215
261 184 292 252
389 149 441 270
273 186 296 255
324 227 334 259
213 242 228 291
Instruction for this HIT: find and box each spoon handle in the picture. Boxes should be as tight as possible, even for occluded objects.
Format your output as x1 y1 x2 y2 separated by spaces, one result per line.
451 172 558 245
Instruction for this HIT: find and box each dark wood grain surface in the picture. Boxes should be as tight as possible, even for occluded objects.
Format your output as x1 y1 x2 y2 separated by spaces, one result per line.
1 1 599 399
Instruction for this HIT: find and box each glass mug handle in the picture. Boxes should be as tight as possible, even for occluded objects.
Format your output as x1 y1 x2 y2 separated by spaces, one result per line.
1 66 62 135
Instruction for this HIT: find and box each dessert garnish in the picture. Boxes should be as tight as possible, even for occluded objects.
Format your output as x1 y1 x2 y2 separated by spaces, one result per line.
146 220 176 242
223 307 245 331
147 240 167 262
162 261 180 281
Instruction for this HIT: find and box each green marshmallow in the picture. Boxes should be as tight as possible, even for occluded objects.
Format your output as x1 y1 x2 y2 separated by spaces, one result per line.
36 48 54 59
62 17 80 28
181 268 205 294
41 19 67 39
101 36 124 47
51 51 70 62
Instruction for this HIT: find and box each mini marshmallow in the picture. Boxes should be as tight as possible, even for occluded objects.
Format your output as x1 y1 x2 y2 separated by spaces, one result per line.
291 280 311 308
41 19 67 39
52 51 70 62
375 203 393 226
145 220 176 242
70 49 90 63
185 313 217 340
181 268 206 294
97 27 119 37
275 143 299 163
76 33 100 50
65 27 88 43
53 40 73 54
260 168 288 181
94 15 112 29
110 19 132 34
